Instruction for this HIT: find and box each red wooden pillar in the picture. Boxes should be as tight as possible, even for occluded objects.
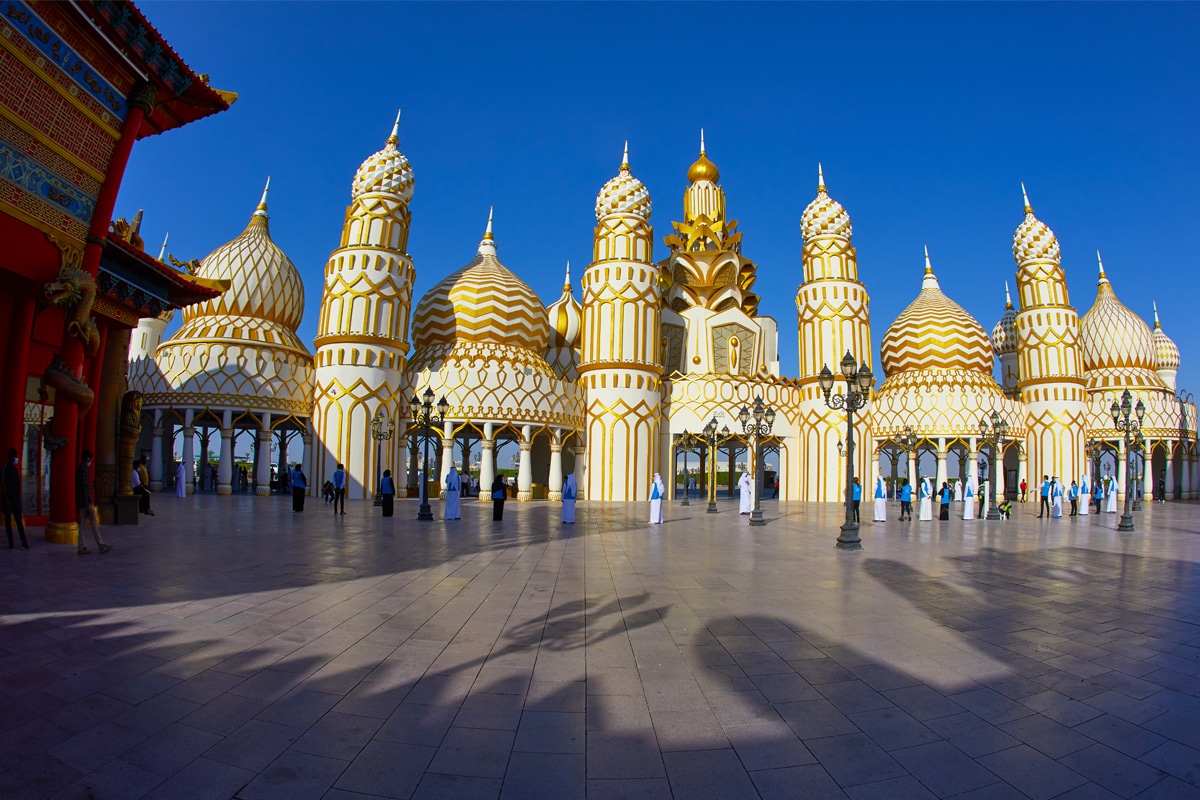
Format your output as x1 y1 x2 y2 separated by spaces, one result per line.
46 81 156 544
0 294 34 453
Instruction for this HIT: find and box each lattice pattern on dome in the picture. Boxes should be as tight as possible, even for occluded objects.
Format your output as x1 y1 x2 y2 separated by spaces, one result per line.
412 252 549 353
881 265 993 376
1013 212 1060 264
1079 278 1158 375
596 151 652 220
351 140 413 203
801 168 852 242
1152 306 1180 372
868 370 1027 440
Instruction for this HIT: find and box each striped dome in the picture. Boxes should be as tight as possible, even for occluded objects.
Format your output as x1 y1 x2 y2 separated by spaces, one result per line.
546 262 582 348
1080 261 1157 373
800 165 851 242
412 219 548 353
1152 304 1180 372
596 144 651 220
990 284 1018 356
881 251 993 376
351 113 414 203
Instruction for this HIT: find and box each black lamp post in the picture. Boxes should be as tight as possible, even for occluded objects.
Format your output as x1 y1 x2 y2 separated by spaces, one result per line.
370 409 395 507
676 431 701 507
819 351 875 550
978 411 1009 520
1111 389 1145 532
409 388 448 521
701 416 732 514
738 396 776 527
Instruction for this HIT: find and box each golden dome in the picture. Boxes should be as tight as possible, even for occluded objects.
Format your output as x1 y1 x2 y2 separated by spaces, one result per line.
351 111 413 203
546 261 582 348
801 164 852 241
1152 302 1180 372
990 282 1018 356
880 248 993 376
596 142 652 220
687 130 720 184
179 180 306 341
412 212 549 353
1079 255 1158 375
1012 183 1059 264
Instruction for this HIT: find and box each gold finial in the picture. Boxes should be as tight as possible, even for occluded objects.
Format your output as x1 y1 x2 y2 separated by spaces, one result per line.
563 259 572 292
817 162 826 193
1153 300 1161 329
254 176 270 217
1004 280 1013 309
1097 249 1108 283
1021 182 1033 215
157 232 169 261
386 109 401 146
620 140 629 172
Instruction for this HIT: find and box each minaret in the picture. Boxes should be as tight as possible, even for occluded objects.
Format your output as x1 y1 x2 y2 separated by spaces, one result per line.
312 112 415 499
1151 301 1180 391
795 165 873 501
580 143 661 501
1012 184 1086 485
990 282 1019 397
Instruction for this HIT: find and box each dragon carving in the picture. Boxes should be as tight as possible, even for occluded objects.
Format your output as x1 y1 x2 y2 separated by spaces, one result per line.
40 353 95 411
45 266 101 356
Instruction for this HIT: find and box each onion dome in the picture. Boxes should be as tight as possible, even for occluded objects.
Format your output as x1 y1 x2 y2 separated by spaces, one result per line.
687 129 720 184
595 141 652 220
546 260 582 348
1012 183 1059 264
1152 302 1180 371
412 210 549 352
801 163 852 241
1079 253 1157 373
880 247 993 376
181 179 305 337
990 282 1018 356
351 110 414 203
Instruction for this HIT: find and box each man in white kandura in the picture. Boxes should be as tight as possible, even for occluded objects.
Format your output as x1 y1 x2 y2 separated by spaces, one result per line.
873 471 887 522
175 461 186 498
918 476 933 520
963 473 976 520
1051 476 1063 518
649 473 665 524
738 471 752 515
954 479 963 503
1106 478 1119 513
444 466 461 520
561 474 577 524
1079 474 1090 516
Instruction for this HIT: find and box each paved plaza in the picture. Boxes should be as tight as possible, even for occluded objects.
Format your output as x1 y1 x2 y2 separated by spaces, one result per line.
2 494 1200 800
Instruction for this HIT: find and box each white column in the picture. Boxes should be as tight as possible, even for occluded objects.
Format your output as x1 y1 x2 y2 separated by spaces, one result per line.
182 408 195 496
408 436 419 495
479 423 495 503
574 445 587 501
1165 443 1175 501
548 432 564 502
256 412 272 497
217 409 233 496
439 420 454 499
302 432 312 495
994 447 1006 501
967 438 978 497
1180 455 1190 501
1143 440 1154 501
518 424 533 502
935 437 948 496
149 408 164 491
907 450 917 491
1017 446 1028 502
1117 438 1128 503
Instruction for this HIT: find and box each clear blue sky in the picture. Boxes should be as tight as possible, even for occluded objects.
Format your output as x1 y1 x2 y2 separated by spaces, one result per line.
121 2 1199 398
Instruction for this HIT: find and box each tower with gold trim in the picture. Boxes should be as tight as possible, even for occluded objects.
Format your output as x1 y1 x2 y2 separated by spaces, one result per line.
311 113 415 499
580 144 662 501
1012 185 1086 485
795 166 873 501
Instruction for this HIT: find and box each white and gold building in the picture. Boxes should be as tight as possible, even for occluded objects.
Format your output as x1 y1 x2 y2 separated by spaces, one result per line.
130 117 1200 507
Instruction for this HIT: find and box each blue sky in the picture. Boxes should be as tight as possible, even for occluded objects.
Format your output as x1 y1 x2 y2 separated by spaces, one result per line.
121 2 1199 398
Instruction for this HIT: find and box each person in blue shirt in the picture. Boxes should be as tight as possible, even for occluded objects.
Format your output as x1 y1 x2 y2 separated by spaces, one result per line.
899 479 913 521
380 469 395 517
1093 479 1104 513
851 477 862 522
1068 480 1079 516
332 463 347 515
1038 475 1051 518
939 481 951 520
291 464 307 512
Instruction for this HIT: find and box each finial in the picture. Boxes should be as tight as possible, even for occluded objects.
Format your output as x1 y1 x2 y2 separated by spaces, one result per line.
1096 249 1108 283
157 232 169 261
563 259 572 292
1004 280 1012 309
484 206 493 240
700 128 706 155
817 162 826 193
386 109 401 146
1021 182 1033 215
923 244 933 275
478 207 496 256
254 176 270 217
620 140 629 172
1153 300 1161 329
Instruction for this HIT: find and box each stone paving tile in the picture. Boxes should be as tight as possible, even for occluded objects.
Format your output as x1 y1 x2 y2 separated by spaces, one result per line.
749 763 849 799
977 744 1088 800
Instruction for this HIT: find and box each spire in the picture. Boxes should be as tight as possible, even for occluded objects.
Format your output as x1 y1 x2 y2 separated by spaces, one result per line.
157 232 169 261
1153 300 1161 329
386 109 401 147
1021 182 1033 215
923 244 933 275
1097 249 1108 284
254 176 270 218
817 162 826 193
562 259 572 292
620 140 629 173
921 245 939 290
700 128 706 155
478 206 496 256
1004 280 1013 309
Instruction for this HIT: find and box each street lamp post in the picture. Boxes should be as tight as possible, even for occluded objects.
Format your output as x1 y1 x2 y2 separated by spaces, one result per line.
738 396 776 527
819 351 875 550
978 411 1009 521
369 409 395 507
409 388 448 521
1111 389 1145 533
700 416 732 514
676 431 702 507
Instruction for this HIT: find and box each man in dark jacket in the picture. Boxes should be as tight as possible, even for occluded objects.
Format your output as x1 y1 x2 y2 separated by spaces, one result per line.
2 448 29 550
76 450 111 555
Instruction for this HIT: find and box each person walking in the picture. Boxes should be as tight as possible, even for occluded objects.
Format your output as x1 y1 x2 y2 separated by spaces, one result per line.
1069 480 1079 516
939 481 951 520
1020 477 1028 502
175 461 187 498
76 450 110 555
898 478 913 521
131 460 155 516
737 471 752 515
561 474 577 523
1093 479 1104 513
332 463 346 515
1037 475 1051 518
851 477 862 523
444 466 462 520
291 464 307 512
2 448 29 550
918 477 933 521
872 471 887 522
1051 477 1063 518
491 474 507 521
963 474 976 520
649 473 665 523
380 469 395 517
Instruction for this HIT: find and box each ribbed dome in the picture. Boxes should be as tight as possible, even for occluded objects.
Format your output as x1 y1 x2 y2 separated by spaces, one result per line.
1080 259 1157 373
801 165 852 241
1012 186 1059 264
351 112 414 203
181 182 305 334
990 283 1018 356
412 216 549 353
1152 303 1180 372
546 262 582 348
687 132 720 184
595 143 651 220
881 250 993 376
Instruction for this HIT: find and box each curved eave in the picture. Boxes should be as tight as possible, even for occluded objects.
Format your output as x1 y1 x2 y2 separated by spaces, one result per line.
103 233 227 309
